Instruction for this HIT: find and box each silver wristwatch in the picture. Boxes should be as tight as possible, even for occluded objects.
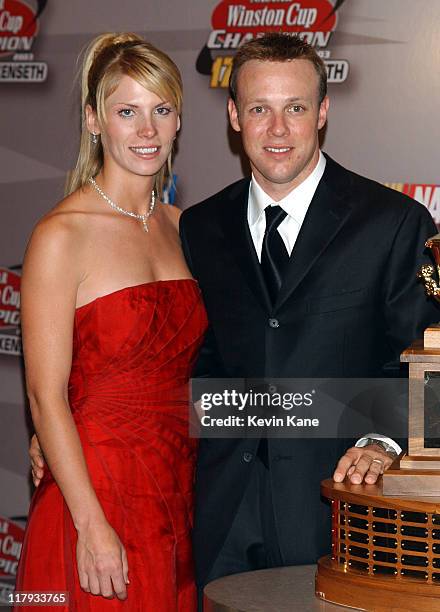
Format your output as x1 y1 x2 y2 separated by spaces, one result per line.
356 437 398 459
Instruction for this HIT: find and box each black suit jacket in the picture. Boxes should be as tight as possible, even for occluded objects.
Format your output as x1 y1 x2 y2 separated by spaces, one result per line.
180 155 439 585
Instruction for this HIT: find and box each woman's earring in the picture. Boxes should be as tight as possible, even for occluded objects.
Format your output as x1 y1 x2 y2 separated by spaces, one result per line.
90 133 98 144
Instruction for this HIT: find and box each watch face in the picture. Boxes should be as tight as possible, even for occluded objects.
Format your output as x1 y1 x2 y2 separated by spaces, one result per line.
372 440 396 455
358 438 374 447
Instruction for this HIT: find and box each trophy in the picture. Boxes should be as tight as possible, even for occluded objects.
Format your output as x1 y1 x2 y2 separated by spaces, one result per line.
418 234 440 347
315 234 440 611
382 233 440 489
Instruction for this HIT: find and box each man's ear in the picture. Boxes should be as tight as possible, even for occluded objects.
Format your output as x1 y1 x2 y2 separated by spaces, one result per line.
85 104 101 136
318 95 329 130
228 98 241 133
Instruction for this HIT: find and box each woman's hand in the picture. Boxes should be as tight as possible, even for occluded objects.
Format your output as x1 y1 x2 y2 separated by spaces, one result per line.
76 518 129 600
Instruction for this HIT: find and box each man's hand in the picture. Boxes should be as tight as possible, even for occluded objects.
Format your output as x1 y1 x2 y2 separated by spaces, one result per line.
29 434 45 486
333 444 395 485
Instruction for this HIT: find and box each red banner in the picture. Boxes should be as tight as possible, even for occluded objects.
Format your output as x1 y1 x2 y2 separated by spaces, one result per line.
0 516 24 578
0 0 38 57
211 0 337 35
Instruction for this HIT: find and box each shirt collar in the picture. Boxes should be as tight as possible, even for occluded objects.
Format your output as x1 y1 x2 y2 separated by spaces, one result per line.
248 150 326 228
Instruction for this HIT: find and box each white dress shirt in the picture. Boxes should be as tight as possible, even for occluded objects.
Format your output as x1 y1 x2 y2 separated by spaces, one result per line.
247 150 326 262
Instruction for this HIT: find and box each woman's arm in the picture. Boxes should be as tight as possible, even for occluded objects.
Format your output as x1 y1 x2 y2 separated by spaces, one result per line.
21 213 128 600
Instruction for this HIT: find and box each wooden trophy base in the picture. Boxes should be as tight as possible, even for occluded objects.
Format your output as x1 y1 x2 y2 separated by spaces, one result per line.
316 479 440 610
387 338 440 496
316 556 440 611
383 454 440 496
424 324 440 349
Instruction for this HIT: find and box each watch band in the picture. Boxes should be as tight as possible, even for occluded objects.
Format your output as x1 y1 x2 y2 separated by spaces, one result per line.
356 437 398 459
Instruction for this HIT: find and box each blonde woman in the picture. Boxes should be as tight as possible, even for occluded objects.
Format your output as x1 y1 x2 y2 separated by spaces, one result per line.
15 34 206 611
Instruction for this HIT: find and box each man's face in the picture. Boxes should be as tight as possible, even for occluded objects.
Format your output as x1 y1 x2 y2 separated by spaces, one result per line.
228 59 329 201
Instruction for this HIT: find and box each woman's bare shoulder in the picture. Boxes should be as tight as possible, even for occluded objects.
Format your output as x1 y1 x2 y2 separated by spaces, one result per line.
26 188 95 261
47 186 97 220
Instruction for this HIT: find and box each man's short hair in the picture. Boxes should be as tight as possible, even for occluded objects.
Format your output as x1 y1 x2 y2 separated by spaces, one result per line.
229 32 327 105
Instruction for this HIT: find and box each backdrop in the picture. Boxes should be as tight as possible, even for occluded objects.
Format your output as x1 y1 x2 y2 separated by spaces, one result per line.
0 0 439 598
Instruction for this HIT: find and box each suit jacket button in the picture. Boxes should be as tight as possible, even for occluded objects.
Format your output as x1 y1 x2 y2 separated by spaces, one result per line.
269 318 280 328
243 452 254 463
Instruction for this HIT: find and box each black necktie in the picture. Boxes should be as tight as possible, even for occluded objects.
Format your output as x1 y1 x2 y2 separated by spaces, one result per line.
261 205 289 304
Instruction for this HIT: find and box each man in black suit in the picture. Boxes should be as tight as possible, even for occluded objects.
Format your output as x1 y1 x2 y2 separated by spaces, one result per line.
179 33 439 594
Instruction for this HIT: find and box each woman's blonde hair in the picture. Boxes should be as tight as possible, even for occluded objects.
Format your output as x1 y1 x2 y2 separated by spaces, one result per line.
66 32 182 196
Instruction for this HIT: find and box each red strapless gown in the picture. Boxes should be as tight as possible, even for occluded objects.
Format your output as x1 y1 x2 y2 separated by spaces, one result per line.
15 279 207 611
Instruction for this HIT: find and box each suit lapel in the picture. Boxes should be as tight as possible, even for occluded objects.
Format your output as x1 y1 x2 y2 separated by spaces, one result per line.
274 158 353 312
220 180 272 311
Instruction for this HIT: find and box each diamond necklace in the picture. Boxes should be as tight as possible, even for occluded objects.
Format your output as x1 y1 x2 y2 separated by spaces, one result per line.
89 176 156 232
